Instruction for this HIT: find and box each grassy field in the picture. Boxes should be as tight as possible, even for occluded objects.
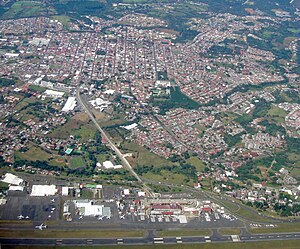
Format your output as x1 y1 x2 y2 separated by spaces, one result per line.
267 106 287 123
1 1 53 19
28 85 46 93
158 229 212 237
187 157 206 172
51 15 71 29
15 146 52 162
0 229 144 238
122 142 175 167
250 222 300 234
143 171 187 185
14 97 36 112
15 145 67 167
219 228 241 235
5 240 300 249
49 118 82 139
69 157 85 168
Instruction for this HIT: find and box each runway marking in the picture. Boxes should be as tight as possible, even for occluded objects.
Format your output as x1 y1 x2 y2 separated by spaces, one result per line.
154 238 164 244
176 237 182 243
117 239 124 245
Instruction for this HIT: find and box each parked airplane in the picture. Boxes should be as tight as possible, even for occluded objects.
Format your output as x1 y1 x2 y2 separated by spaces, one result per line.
35 223 47 230
98 216 104 220
120 215 125 219
17 215 24 220
51 199 55 203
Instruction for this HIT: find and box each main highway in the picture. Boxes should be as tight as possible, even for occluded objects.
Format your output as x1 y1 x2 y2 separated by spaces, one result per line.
1 231 299 247
76 86 154 197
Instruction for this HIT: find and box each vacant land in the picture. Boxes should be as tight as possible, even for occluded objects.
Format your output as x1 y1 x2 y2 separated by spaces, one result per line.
219 228 241 235
158 229 212 237
122 142 175 167
0 229 144 238
250 222 300 234
187 157 205 172
1 1 54 19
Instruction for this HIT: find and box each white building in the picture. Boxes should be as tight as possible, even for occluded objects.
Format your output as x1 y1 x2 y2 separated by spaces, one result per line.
31 185 57 196
44 89 64 98
62 97 76 112
1 173 23 185
62 187 69 196
73 200 111 217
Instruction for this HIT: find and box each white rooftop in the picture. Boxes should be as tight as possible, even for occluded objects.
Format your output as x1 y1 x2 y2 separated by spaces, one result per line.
1 173 23 186
44 89 64 98
31 185 57 196
62 97 76 112
9 185 24 191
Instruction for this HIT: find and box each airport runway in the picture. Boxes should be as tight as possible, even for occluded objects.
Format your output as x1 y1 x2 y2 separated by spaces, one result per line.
1 232 299 246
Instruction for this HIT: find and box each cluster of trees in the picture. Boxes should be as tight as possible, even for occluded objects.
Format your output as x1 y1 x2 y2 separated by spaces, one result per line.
153 87 200 114
0 77 15 87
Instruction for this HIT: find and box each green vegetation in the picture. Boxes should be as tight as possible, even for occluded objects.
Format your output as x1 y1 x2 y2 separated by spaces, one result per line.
136 164 197 186
0 229 144 238
0 77 16 87
153 87 199 114
122 142 175 167
250 222 300 234
158 229 212 237
0 181 9 191
218 228 241 235
51 15 71 29
186 157 206 172
28 85 46 93
70 157 85 169
1 1 53 19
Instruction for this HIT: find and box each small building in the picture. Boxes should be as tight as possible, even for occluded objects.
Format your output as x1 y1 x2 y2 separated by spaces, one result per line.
62 187 69 196
8 185 24 191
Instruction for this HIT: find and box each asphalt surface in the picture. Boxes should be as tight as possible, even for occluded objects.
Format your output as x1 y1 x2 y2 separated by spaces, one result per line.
1 232 299 246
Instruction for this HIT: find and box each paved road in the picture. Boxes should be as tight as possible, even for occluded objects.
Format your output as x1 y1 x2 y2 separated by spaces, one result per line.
76 87 153 197
1 232 299 246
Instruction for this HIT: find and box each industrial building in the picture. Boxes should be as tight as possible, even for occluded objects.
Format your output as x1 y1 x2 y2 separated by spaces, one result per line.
30 185 57 196
62 97 76 112
73 200 111 217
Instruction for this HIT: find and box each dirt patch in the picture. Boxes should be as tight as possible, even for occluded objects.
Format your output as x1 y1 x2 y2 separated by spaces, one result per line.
72 112 90 122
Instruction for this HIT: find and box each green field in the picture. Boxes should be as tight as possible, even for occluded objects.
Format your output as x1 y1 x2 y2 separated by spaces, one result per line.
219 228 241 235
15 146 52 162
250 222 300 234
14 145 67 168
143 171 187 185
5 240 300 249
122 142 175 167
28 85 46 93
187 157 206 172
0 229 144 238
158 229 212 237
51 15 71 29
70 157 85 168
1 1 53 19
